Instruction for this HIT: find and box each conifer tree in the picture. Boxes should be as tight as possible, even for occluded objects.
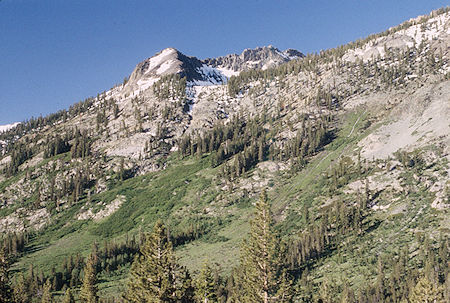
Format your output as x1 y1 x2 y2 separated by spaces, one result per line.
41 279 53 303
240 190 293 303
63 288 75 303
124 220 193 302
14 273 30 303
409 276 444 303
177 268 195 303
195 261 217 303
80 254 99 303
226 267 246 303
0 248 13 303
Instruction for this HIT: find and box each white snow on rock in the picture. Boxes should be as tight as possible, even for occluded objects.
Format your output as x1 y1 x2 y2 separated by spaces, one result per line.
144 48 179 76
0 122 19 133
189 64 228 86
136 77 160 92
157 59 177 74
217 67 240 78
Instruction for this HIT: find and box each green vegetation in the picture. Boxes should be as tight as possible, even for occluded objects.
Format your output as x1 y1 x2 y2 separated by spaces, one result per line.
1 99 448 302
0 7 449 302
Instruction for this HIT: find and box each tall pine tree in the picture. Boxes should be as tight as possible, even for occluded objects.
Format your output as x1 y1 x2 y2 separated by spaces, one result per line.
123 220 194 302
240 190 293 303
41 279 53 303
62 288 75 303
80 254 99 303
0 248 13 303
195 261 218 303
409 276 444 303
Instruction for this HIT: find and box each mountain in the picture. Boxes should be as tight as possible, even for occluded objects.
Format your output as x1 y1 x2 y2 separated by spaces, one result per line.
121 47 224 97
0 122 19 152
204 45 304 75
0 7 449 302
0 122 19 134
116 45 303 99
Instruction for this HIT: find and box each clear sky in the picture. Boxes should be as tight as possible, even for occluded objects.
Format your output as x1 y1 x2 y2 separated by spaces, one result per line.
0 0 448 125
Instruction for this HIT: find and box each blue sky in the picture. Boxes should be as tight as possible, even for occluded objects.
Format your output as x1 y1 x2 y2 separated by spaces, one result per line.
0 0 448 124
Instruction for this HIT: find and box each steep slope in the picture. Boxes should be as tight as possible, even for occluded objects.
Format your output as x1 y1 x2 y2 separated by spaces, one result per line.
110 45 303 100
0 7 449 302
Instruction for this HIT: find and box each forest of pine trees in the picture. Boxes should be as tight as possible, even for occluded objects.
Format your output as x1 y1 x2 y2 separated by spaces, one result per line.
1 7 450 302
0 191 447 302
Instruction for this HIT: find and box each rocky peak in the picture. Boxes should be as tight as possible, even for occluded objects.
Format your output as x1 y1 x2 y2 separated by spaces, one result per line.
120 45 304 97
284 48 304 58
204 45 304 72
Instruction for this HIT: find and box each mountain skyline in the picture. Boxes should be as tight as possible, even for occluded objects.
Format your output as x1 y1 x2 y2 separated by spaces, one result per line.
1 1 449 124
0 6 448 301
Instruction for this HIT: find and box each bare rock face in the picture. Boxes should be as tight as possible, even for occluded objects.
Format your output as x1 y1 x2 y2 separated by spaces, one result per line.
204 45 304 72
343 10 450 63
118 45 303 99
2 9 450 236
122 48 206 96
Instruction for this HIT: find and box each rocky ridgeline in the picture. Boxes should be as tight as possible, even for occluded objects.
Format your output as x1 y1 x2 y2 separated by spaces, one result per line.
0 8 449 234
203 45 304 72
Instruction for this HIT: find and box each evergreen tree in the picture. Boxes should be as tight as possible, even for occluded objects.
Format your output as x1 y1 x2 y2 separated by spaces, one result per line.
41 279 53 303
195 261 217 303
123 220 192 302
62 288 75 303
0 248 13 303
177 268 195 303
14 273 30 303
240 190 293 303
226 267 246 303
409 276 444 303
80 254 99 303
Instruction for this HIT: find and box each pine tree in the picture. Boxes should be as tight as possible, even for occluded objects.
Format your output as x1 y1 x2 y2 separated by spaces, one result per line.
41 279 53 303
226 267 246 303
62 288 75 303
240 190 293 303
123 220 192 302
195 261 217 303
177 268 195 303
13 273 30 303
0 248 13 303
80 254 99 303
409 276 444 303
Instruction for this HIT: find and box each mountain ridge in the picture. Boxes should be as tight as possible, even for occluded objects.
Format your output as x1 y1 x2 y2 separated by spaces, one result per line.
0 7 449 302
118 45 303 99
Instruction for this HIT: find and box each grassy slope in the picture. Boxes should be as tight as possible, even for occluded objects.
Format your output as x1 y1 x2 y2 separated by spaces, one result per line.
14 153 251 297
11 106 448 298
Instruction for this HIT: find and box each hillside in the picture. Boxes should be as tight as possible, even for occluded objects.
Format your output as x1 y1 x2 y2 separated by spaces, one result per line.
0 8 449 302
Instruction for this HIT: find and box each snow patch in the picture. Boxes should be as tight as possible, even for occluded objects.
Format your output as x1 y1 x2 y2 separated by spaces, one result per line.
189 64 228 86
0 122 19 133
136 77 160 92
144 48 178 75
157 59 177 74
217 67 240 78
